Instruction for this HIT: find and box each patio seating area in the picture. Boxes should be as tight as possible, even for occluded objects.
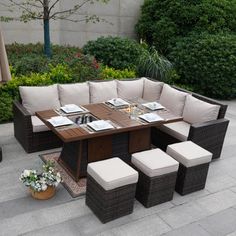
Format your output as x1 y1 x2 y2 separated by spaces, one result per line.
0 99 235 235
0 0 236 234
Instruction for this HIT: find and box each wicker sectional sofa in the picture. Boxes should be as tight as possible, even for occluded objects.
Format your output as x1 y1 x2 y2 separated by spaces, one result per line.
13 78 229 159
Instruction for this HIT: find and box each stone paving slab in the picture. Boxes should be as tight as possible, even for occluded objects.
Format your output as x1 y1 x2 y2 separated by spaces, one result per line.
162 223 211 236
197 207 236 236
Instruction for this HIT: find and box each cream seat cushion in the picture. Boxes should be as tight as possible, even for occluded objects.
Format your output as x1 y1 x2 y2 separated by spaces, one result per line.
58 83 90 106
142 78 164 101
31 116 49 133
87 157 138 191
159 121 190 141
159 84 188 116
167 141 212 167
132 149 179 177
89 81 118 103
183 95 220 124
19 85 60 115
117 78 144 100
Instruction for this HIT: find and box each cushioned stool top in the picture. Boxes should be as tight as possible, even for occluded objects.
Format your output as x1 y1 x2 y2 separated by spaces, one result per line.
87 158 138 191
167 141 212 167
131 149 179 177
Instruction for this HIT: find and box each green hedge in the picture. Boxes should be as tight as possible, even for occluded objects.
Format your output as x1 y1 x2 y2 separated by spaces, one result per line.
101 66 136 80
169 33 236 99
83 36 145 70
136 0 236 54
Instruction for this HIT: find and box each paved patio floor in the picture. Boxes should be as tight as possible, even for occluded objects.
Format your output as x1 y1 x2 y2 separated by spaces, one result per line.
0 100 235 236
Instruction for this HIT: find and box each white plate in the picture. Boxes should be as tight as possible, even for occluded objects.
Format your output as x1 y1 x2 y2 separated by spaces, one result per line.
87 120 114 131
107 98 129 107
61 104 84 113
48 116 74 127
142 102 165 111
139 113 164 123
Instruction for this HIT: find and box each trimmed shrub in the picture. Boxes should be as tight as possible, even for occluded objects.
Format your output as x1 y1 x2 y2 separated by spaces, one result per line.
0 92 14 123
101 67 136 80
12 54 49 75
169 33 236 99
65 53 102 82
136 0 236 54
83 36 145 70
6 43 82 76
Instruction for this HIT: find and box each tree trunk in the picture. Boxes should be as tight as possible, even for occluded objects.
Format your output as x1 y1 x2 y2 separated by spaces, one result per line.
43 0 51 58
43 19 51 58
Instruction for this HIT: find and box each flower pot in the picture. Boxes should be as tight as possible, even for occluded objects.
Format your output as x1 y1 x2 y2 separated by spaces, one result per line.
30 186 56 200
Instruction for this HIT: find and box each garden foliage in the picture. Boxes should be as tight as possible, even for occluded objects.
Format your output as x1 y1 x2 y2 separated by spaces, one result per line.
136 0 236 54
170 33 236 99
136 0 236 99
83 36 145 70
136 47 172 82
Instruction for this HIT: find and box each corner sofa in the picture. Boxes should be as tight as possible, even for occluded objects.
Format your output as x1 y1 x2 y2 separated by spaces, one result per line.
13 78 229 159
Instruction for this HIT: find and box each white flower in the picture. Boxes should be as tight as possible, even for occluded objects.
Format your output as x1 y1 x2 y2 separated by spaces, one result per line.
41 184 48 191
56 173 61 183
23 170 31 177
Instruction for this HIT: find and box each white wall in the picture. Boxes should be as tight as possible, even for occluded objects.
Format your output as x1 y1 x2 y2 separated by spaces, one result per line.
0 0 144 46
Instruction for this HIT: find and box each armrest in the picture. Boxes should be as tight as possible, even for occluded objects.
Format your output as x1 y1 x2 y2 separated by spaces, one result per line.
13 100 31 117
13 100 33 136
188 118 229 159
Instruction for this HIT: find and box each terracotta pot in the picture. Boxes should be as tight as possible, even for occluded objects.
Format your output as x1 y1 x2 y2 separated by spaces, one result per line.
30 186 56 200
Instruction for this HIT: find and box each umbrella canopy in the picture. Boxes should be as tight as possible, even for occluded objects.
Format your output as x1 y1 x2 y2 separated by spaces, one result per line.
0 28 11 82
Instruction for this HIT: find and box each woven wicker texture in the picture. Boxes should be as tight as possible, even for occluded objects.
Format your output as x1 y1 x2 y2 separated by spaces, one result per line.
86 175 136 223
13 101 62 153
135 171 177 208
175 163 210 195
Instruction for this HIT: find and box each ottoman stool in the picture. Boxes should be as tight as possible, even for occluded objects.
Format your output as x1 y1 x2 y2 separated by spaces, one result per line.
132 149 179 208
167 141 212 195
86 157 138 223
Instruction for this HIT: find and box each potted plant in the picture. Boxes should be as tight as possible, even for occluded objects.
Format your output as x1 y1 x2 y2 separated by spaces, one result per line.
20 161 62 200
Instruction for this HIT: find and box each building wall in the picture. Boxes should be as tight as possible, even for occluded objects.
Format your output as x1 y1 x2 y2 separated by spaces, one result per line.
0 0 144 46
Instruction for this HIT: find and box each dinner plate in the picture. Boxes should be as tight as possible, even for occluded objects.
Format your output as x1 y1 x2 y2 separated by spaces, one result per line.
87 120 114 131
142 102 165 111
139 113 164 123
107 98 129 107
48 116 74 127
60 104 84 113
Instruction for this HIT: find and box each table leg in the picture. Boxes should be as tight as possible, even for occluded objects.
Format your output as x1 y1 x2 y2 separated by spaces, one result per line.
58 140 88 181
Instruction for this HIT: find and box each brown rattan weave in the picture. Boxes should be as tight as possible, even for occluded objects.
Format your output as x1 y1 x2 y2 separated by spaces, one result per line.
175 163 210 195
151 118 229 159
151 86 229 160
13 101 62 153
135 171 177 208
86 175 136 223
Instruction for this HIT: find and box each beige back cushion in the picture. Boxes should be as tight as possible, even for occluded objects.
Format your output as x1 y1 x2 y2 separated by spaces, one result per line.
142 77 164 101
19 85 60 115
89 80 118 103
159 84 188 116
183 95 220 124
117 78 144 100
58 83 90 106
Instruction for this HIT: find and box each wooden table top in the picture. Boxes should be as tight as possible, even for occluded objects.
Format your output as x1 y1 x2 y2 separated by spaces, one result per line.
36 103 182 143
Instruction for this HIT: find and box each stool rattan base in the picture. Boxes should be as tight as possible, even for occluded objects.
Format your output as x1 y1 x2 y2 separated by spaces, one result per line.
175 163 210 195
86 174 136 223
136 171 177 208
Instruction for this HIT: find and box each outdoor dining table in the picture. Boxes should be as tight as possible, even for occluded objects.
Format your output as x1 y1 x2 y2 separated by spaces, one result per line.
36 102 182 181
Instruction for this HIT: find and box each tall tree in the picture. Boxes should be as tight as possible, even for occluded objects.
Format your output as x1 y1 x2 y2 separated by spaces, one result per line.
0 0 109 57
